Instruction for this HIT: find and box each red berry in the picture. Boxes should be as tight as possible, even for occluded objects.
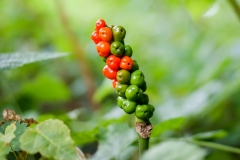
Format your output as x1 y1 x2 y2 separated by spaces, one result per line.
91 31 101 44
102 65 118 80
106 55 121 70
99 27 113 42
95 19 107 31
112 79 118 88
120 56 134 70
96 41 111 57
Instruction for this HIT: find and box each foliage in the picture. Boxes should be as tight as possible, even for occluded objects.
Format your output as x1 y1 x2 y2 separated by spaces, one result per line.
90 123 137 160
9 121 27 152
0 52 68 70
0 123 16 160
20 119 80 160
151 117 186 137
192 130 227 141
1 0 240 159
141 140 207 160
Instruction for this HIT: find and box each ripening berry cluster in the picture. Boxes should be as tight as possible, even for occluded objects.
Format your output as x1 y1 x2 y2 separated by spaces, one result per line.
91 19 155 121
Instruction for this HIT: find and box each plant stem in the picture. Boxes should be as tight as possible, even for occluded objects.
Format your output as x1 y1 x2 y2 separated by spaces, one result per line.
135 117 152 158
188 138 240 154
138 135 149 155
24 152 28 160
54 0 99 110
228 0 240 21
10 144 19 160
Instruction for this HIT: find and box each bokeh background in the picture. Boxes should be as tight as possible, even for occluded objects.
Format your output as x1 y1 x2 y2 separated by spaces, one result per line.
1 0 240 159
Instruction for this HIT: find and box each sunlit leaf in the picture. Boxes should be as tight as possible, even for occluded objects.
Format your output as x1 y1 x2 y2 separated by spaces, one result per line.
192 130 227 140
185 0 216 20
0 52 69 70
0 123 16 160
72 129 98 146
90 123 137 160
20 72 70 101
151 117 186 137
20 119 79 160
0 144 8 160
92 79 114 103
141 140 207 160
0 122 16 143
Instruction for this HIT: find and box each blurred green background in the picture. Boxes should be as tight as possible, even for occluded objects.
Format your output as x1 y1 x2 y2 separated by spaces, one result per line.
1 0 240 159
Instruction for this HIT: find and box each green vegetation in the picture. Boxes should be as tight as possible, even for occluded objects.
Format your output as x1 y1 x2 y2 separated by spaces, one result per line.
1 0 240 159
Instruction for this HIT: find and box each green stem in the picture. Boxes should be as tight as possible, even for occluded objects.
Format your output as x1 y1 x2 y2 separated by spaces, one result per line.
138 135 149 155
24 152 28 160
135 117 151 158
228 0 240 21
10 144 19 160
188 138 240 154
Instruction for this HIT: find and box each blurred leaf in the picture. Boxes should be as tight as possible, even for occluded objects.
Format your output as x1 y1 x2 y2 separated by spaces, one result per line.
156 72 240 120
188 139 240 154
141 140 207 160
92 79 114 103
185 0 216 20
192 130 227 141
151 117 186 137
20 72 70 102
37 114 57 123
0 52 69 70
0 123 16 160
90 123 137 160
20 119 79 160
119 145 138 160
70 109 127 146
72 129 98 146
0 144 8 160
206 150 232 160
99 116 127 128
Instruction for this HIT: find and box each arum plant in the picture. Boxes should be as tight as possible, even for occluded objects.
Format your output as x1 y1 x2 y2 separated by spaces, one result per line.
91 19 155 157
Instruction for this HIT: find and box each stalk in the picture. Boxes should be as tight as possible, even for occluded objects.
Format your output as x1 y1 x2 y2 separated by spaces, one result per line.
138 135 149 155
135 117 152 158
188 138 240 154
228 0 240 21
10 144 18 160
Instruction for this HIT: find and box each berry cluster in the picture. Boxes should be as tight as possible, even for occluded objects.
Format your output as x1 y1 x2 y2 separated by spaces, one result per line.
91 19 155 121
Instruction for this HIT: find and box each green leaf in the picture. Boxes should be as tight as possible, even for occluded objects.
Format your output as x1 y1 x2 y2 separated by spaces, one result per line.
0 52 69 70
185 0 216 21
151 117 186 137
90 123 137 160
192 130 227 140
20 119 79 160
0 122 16 143
188 139 240 154
141 140 207 160
72 129 98 146
0 143 8 160
20 72 70 101
10 121 27 151
0 121 28 152
0 123 16 160
92 79 114 103
0 121 13 134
